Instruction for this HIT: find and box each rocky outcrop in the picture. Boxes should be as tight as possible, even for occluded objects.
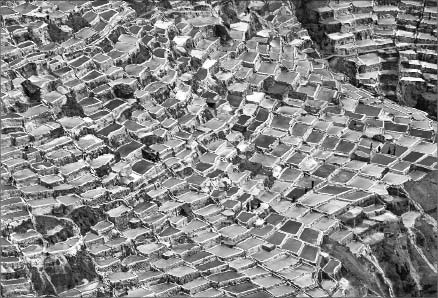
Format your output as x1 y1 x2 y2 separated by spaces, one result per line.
219 0 240 27
96 37 114 53
416 92 437 120
66 13 90 33
404 170 438 216
113 82 135 99
21 79 41 104
125 0 156 18
326 216 437 297
47 23 70 43
397 82 437 119
30 266 57 296
69 206 106 235
60 94 85 118
34 215 80 245
369 222 423 297
18 62 38 79
107 25 127 44
412 216 438 270
43 250 98 294
323 240 390 297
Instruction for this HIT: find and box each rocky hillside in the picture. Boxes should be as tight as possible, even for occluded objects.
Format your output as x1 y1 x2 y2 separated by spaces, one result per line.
291 0 437 120
404 170 438 215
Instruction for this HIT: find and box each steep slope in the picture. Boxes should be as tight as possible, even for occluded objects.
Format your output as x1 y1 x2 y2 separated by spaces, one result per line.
404 170 438 216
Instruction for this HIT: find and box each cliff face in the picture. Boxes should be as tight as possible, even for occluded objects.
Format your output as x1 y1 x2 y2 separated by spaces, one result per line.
409 217 438 296
25 215 99 295
404 170 438 216
35 215 79 244
401 170 438 296
322 169 438 297
369 220 435 297
44 252 98 294
323 240 390 297
368 170 438 297
30 266 57 296
68 205 106 235
29 250 98 296
413 216 438 268
326 214 437 298
398 82 437 121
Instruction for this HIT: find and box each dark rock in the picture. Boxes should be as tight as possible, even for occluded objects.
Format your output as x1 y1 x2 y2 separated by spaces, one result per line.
30 266 57 296
370 220 437 297
69 206 106 235
404 170 438 216
113 83 135 99
323 239 390 297
125 0 155 17
96 37 114 53
21 79 41 104
66 13 90 33
60 94 85 117
47 23 69 43
108 25 127 44
34 215 77 244
43 251 98 294
19 62 38 79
